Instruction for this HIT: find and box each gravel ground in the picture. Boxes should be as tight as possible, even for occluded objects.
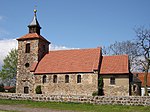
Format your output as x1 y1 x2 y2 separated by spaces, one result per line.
0 105 77 112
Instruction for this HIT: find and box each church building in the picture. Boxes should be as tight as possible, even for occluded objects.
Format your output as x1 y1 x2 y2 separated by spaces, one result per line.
16 10 130 96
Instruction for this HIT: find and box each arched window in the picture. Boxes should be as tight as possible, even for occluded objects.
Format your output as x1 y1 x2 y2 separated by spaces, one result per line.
77 75 81 83
42 75 47 84
25 43 30 53
53 75 57 83
65 75 69 83
24 86 29 94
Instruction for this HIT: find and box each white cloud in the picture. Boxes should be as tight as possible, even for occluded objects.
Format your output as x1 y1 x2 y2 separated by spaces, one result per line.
50 44 79 51
0 39 18 69
0 39 78 69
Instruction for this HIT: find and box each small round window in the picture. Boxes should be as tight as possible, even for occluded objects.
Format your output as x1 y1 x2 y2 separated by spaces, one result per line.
25 63 30 68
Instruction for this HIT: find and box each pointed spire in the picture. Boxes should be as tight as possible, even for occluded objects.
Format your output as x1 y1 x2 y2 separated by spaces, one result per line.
28 8 41 35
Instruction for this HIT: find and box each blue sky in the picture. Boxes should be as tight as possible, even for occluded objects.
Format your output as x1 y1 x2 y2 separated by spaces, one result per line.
0 0 150 48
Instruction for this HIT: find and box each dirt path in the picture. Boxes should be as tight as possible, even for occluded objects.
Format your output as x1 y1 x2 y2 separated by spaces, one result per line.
0 104 77 112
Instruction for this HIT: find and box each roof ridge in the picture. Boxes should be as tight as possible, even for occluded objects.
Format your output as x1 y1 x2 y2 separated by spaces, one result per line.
103 54 128 57
49 47 101 52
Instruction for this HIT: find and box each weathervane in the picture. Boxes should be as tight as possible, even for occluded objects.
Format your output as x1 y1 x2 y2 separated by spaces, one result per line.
34 0 37 15
34 5 37 15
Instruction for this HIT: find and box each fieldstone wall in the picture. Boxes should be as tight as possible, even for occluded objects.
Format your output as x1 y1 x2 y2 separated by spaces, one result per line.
102 75 129 96
38 39 49 61
16 39 39 94
16 38 49 94
0 93 150 106
34 73 98 96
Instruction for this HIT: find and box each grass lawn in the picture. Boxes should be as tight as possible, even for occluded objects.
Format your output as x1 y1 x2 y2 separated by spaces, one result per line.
0 99 149 112
0 110 18 112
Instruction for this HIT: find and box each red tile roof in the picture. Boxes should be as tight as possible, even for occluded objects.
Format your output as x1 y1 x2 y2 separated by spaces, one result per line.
133 73 150 87
100 55 129 74
4 86 14 90
34 48 101 74
17 33 50 43
30 62 38 72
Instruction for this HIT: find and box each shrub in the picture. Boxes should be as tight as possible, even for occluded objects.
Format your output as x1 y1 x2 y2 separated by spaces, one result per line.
8 87 16 93
0 83 5 92
35 85 42 94
92 91 98 96
98 77 104 96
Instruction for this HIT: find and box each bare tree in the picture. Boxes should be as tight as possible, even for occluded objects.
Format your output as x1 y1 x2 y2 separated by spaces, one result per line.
103 40 138 71
135 27 150 96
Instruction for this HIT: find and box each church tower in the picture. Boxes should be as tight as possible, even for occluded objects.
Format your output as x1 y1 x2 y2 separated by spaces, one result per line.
16 9 50 94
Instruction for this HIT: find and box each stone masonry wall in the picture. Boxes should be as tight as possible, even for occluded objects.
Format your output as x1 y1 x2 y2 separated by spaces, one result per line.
34 73 98 96
0 93 150 106
103 78 129 96
16 38 49 94
38 39 49 61
16 39 39 94
102 74 129 96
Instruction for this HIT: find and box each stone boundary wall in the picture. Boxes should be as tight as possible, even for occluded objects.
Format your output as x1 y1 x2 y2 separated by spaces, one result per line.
0 93 150 106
